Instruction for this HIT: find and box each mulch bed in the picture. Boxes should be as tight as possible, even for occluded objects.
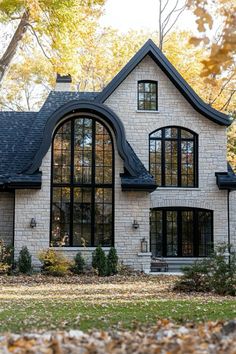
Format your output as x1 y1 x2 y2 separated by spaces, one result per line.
1 320 236 353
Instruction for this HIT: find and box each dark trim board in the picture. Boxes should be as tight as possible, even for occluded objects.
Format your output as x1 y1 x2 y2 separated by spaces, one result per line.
215 172 236 190
96 39 230 126
24 101 157 193
0 173 42 190
25 101 138 176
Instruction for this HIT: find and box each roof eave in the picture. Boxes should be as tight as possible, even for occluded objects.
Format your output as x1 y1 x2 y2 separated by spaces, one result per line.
96 39 230 127
215 172 236 190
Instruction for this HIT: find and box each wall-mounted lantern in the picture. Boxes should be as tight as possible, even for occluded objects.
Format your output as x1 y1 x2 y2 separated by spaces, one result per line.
141 238 148 253
132 219 139 229
30 218 37 228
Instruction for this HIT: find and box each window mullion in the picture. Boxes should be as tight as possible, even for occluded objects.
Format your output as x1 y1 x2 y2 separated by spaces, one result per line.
163 210 167 256
194 210 198 257
162 129 165 186
70 119 74 247
177 129 182 187
91 120 96 247
178 210 182 257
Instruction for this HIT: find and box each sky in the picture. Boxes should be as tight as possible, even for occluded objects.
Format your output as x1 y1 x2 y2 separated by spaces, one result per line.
100 0 198 33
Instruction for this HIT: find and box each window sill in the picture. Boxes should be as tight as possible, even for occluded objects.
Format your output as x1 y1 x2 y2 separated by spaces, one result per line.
156 187 200 191
137 252 152 257
51 247 111 251
136 110 159 113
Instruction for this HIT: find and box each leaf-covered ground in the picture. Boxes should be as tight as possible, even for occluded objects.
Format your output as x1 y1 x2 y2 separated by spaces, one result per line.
2 320 236 353
0 274 236 335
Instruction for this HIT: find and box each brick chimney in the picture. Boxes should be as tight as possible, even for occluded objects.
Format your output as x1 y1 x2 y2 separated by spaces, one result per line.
55 74 72 91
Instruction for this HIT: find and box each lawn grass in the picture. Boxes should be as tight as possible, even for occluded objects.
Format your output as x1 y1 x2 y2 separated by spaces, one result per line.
0 275 236 333
1 299 236 333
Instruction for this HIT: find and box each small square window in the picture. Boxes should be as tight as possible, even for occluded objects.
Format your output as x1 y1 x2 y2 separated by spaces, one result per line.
138 81 158 111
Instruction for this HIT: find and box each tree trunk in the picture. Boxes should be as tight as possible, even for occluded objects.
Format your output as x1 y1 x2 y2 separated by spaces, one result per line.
0 11 29 84
158 0 163 50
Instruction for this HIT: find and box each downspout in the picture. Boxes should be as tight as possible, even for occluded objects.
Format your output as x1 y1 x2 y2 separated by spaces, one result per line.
227 189 231 263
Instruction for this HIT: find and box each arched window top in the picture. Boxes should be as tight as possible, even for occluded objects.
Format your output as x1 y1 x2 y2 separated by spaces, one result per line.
149 126 198 187
52 116 113 185
150 126 197 140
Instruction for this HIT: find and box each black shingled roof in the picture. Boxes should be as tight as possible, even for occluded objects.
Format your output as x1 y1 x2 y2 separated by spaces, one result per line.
0 39 232 190
0 91 156 191
0 111 37 175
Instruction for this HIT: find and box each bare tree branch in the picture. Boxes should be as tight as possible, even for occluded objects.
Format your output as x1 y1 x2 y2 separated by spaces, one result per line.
210 73 236 105
163 5 187 38
27 24 51 61
157 0 187 50
161 0 170 14
220 90 236 111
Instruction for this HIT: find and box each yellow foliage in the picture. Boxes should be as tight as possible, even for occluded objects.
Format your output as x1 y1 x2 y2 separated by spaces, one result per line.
38 249 71 276
188 0 236 77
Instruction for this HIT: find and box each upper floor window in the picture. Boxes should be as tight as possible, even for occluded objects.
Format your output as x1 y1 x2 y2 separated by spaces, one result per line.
149 126 198 187
51 116 114 247
138 81 158 111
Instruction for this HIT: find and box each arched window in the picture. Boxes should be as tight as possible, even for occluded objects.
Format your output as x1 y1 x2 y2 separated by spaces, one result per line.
150 208 213 257
51 116 114 247
149 126 198 187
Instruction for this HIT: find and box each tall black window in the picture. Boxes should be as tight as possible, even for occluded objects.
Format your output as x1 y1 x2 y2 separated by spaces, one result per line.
150 208 213 257
138 81 158 111
149 126 198 187
51 116 114 247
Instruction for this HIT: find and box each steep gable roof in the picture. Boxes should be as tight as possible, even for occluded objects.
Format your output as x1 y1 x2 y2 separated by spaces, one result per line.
96 39 231 126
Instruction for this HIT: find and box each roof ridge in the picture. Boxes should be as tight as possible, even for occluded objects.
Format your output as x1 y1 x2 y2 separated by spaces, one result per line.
96 39 230 126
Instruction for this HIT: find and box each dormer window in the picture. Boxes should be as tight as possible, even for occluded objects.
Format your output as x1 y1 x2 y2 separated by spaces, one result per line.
138 81 158 111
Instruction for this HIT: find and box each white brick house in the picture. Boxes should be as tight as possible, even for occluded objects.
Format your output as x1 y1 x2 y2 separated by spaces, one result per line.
0 39 235 272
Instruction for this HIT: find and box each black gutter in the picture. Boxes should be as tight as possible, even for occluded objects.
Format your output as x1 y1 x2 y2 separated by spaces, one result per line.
228 190 231 263
215 172 236 190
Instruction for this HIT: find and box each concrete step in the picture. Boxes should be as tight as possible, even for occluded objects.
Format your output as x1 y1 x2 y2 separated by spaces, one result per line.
151 258 203 273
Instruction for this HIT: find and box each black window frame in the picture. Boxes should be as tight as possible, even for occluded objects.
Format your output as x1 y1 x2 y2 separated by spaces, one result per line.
149 126 198 187
50 114 115 248
150 207 213 257
137 80 158 111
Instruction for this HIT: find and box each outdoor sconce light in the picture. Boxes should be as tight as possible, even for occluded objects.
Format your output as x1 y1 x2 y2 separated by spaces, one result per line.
141 238 148 253
132 219 139 229
30 218 37 228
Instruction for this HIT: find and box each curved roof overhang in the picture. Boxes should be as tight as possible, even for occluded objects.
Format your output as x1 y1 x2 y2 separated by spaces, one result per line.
24 100 157 192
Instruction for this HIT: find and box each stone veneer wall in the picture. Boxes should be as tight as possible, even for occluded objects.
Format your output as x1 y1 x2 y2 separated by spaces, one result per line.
14 142 151 271
0 192 14 245
104 55 229 247
230 191 236 249
13 54 232 271
14 149 51 267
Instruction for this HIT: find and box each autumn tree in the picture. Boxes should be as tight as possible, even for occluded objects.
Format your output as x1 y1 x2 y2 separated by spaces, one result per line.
228 123 236 172
187 0 236 77
0 29 151 111
0 0 105 84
